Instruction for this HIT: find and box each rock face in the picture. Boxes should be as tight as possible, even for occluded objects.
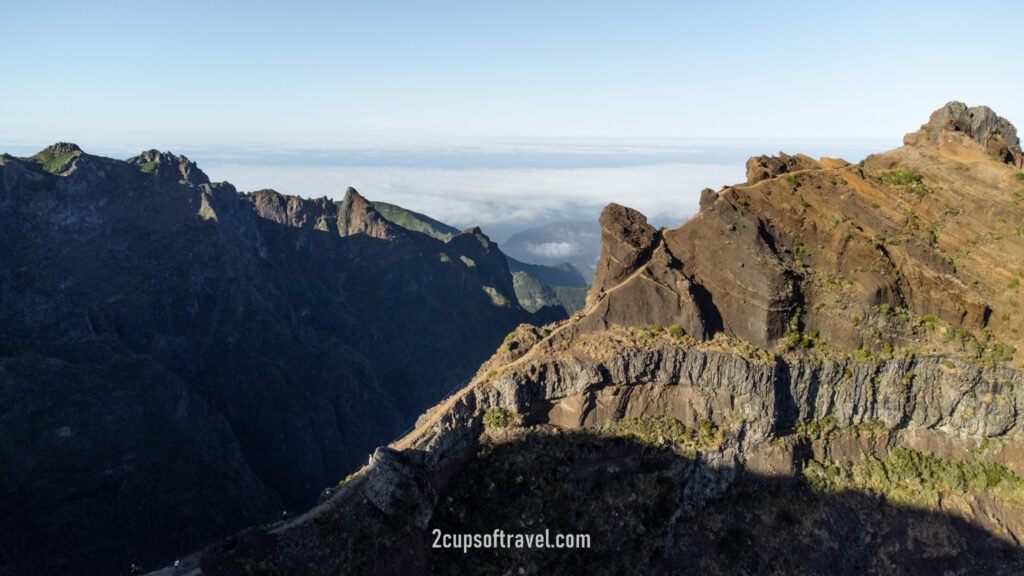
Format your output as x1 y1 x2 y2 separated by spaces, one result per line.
905 100 1024 168
174 328 1024 575
0 146 553 576
580 102 1024 358
363 447 436 529
159 103 1024 576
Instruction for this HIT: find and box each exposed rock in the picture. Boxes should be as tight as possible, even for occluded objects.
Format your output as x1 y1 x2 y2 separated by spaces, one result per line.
906 101 1023 168
127 149 211 185
744 152 818 184
45 142 82 155
337 187 395 239
363 447 436 529
592 203 657 290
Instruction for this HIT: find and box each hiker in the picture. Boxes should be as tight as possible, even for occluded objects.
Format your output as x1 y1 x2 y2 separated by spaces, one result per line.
174 558 181 572
130 563 140 576
282 510 288 522
598 288 605 300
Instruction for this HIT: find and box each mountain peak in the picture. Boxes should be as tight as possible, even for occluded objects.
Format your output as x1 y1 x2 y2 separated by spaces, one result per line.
338 187 395 239
127 149 211 185
44 142 81 155
905 101 1023 168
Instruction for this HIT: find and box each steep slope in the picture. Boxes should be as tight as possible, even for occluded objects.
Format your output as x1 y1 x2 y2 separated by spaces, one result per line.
163 103 1024 575
366 198 587 315
0 146 548 576
369 200 461 241
507 258 588 315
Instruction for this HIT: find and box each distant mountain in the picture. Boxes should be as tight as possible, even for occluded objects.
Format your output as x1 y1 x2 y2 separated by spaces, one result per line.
368 199 589 314
0 145 555 576
502 220 602 279
506 258 588 314
370 200 461 241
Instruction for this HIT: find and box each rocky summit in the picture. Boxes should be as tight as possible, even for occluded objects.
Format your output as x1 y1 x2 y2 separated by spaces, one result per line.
160 103 1024 575
0 147 562 576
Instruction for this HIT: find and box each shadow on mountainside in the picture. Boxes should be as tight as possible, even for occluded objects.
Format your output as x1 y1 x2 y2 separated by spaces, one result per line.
0 147 552 576
179 430 1024 576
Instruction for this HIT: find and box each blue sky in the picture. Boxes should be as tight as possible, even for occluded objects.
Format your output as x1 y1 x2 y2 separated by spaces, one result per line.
4 1 1023 147
3 1 1023 244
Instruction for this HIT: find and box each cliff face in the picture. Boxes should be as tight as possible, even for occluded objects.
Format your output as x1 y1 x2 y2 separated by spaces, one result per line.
0 145 552 576
169 103 1024 575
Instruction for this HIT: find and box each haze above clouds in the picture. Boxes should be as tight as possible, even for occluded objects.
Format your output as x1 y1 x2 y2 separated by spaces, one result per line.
4 1 1023 244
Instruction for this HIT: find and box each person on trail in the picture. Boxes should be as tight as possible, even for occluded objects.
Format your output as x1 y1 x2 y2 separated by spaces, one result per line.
282 510 288 522
598 288 605 299
130 563 140 576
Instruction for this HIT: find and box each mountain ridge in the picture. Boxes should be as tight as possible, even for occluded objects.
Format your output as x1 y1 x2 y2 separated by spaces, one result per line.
155 101 1024 575
0 145 562 576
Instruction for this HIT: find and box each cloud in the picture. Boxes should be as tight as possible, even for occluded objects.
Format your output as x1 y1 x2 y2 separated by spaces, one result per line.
202 161 747 236
524 241 577 259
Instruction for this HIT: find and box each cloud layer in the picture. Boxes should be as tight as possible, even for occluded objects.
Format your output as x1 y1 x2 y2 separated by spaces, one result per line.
203 161 746 240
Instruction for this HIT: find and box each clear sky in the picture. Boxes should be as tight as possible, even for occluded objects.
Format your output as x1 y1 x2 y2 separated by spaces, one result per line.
4 0 1024 149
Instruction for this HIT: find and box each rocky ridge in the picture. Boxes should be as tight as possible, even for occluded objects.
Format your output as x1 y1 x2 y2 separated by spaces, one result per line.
0 146 558 576
160 103 1024 575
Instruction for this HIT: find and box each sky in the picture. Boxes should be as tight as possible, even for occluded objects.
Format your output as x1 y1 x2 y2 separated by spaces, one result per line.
3 1 1024 240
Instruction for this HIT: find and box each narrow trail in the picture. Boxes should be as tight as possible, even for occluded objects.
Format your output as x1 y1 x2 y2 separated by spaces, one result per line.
258 255 660 541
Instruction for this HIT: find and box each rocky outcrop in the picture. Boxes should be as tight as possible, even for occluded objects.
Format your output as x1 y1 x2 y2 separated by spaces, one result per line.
363 447 436 529
905 101 1024 168
744 151 819 184
127 149 211 185
593 203 657 287
337 187 396 239
580 103 1024 357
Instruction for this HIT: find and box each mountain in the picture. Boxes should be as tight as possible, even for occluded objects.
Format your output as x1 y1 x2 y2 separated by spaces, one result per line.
368 200 462 241
506 258 588 315
365 199 589 315
502 220 602 279
167 103 1024 575
0 146 559 576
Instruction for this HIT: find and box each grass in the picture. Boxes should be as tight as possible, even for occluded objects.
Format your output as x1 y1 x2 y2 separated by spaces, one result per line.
803 446 1024 508
34 149 79 174
875 169 931 199
605 415 722 452
482 407 513 428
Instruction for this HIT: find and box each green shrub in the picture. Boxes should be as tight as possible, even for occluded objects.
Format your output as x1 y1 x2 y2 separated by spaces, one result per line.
482 407 512 428
606 415 721 451
668 325 685 338
876 169 930 198
1015 172 1024 180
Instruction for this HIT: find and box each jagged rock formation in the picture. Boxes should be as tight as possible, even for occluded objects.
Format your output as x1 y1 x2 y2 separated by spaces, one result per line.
158 103 1024 575
585 100 1024 359
0 146 555 576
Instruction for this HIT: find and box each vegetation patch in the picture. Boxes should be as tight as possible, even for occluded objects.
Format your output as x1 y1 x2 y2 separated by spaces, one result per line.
482 407 513 428
875 169 931 199
803 446 1024 508
605 415 722 452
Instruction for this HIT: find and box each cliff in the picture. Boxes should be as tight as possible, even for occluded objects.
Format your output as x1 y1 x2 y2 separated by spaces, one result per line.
0 145 555 575
160 103 1024 575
